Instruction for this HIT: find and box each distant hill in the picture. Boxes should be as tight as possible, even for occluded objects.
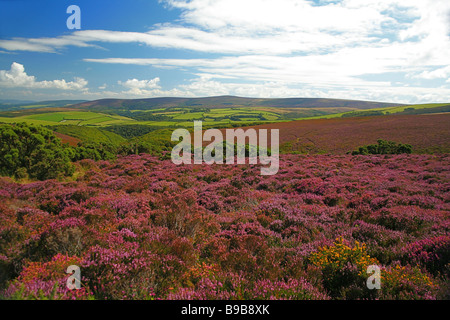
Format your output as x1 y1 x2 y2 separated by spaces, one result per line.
30 100 88 108
0 99 35 105
0 100 36 111
72 96 404 112
0 100 87 111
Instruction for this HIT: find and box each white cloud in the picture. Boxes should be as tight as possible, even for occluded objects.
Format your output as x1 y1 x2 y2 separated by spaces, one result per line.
414 65 450 80
1 0 450 102
0 27 366 55
85 52 397 88
3 0 447 57
118 77 162 96
166 0 392 34
0 62 88 90
2 1 449 64
0 62 36 87
145 75 450 103
118 78 161 89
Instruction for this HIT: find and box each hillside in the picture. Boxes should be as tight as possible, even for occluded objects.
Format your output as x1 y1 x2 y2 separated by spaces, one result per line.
52 125 126 146
71 96 404 112
0 100 87 111
53 131 82 147
1 152 448 300
230 113 450 154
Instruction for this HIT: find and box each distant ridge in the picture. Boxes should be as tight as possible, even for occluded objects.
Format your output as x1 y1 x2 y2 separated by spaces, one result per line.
71 96 404 111
0 99 88 111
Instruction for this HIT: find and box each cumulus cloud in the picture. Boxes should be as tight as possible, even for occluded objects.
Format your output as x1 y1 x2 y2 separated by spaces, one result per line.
118 77 162 96
127 74 450 103
118 78 161 89
0 62 88 90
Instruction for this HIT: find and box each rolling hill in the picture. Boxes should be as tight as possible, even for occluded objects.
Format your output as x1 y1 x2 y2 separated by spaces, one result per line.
0 100 87 111
71 96 404 112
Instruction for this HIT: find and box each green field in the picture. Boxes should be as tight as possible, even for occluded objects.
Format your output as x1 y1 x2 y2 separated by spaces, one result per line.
0 111 133 126
1 102 449 143
130 107 284 122
0 107 285 128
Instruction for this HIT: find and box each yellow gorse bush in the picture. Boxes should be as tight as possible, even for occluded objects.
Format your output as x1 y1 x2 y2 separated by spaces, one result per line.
309 237 379 276
309 237 438 299
382 264 436 290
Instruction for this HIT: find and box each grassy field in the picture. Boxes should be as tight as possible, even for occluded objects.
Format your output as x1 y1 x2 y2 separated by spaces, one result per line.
0 111 134 126
0 107 282 128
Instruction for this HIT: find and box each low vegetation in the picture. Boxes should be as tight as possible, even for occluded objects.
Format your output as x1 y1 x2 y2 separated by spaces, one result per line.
0 153 448 299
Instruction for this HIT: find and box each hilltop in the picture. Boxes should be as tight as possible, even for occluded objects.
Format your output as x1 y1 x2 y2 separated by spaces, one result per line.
71 96 404 112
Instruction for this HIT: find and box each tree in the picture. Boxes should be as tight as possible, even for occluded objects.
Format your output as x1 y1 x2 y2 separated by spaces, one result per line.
0 123 74 180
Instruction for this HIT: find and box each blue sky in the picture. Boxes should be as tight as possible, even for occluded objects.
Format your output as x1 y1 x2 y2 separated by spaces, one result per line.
0 0 449 103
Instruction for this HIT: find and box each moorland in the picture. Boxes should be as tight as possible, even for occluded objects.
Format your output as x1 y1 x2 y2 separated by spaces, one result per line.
0 96 449 300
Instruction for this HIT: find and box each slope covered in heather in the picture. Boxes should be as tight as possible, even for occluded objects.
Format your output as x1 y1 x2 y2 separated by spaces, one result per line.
1 153 448 300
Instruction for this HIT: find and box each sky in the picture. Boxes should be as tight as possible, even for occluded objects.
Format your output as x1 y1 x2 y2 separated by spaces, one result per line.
0 0 449 103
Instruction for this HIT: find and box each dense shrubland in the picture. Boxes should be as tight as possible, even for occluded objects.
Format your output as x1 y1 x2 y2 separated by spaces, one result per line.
0 153 448 300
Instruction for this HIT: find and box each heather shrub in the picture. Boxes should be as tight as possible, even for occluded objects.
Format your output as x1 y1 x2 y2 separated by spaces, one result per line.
402 236 450 277
1 153 448 300
369 206 441 236
351 220 407 264
40 226 85 257
2 254 91 300
243 278 329 300
168 271 329 300
151 190 206 239
82 243 178 299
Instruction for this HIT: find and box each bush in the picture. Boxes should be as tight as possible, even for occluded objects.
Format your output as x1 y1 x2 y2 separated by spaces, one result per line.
2 254 92 300
308 237 440 299
379 264 439 299
71 142 117 161
352 139 412 155
308 237 379 299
